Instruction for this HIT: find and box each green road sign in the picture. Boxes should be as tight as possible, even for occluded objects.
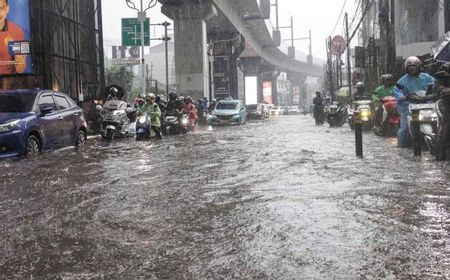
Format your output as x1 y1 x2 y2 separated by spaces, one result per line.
122 18 150 46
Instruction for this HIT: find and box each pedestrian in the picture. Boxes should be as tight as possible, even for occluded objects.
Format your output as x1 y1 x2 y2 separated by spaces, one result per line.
313 91 324 125
394 56 435 148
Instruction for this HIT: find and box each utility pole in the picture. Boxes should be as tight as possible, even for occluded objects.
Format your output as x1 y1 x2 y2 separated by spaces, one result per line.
345 12 352 99
125 0 158 98
270 0 279 30
162 21 171 97
290 16 294 47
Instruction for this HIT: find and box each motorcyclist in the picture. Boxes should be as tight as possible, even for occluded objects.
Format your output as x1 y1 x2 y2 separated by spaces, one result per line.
155 95 167 135
209 99 217 113
135 98 146 115
394 56 435 148
145 93 162 140
313 91 324 125
433 64 450 160
182 96 198 130
372 74 395 126
107 87 119 100
354 82 370 100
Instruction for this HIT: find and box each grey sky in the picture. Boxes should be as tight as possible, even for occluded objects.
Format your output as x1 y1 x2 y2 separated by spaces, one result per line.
102 0 358 60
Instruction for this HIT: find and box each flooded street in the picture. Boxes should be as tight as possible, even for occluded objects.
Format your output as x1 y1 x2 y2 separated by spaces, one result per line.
1 116 449 279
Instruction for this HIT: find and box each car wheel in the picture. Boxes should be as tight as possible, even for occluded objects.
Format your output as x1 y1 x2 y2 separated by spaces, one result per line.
75 129 87 149
26 135 41 158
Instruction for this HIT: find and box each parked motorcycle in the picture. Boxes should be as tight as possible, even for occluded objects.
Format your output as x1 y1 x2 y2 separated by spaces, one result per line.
373 96 400 137
96 100 136 140
327 102 348 127
136 113 153 141
348 100 373 131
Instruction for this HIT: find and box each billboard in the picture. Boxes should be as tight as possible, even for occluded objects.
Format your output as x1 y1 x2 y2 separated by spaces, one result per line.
0 0 32 76
262 81 272 104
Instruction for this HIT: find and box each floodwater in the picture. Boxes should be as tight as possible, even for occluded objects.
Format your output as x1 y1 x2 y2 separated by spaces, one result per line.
1 116 449 279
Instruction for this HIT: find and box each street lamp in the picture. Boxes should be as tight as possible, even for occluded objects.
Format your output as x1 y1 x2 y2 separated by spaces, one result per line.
125 0 158 98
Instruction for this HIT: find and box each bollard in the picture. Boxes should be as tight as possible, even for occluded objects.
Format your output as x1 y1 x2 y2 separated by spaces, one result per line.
355 111 363 158
411 109 421 156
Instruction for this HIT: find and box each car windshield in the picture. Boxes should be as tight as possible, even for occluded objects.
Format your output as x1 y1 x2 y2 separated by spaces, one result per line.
216 103 238 110
0 93 36 113
247 105 258 110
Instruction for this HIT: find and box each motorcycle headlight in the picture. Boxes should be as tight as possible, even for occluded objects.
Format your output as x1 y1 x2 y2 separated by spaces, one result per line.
361 110 370 117
0 119 20 133
182 118 189 125
138 117 146 124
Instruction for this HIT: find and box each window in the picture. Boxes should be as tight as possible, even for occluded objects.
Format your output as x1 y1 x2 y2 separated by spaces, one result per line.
38 95 56 110
54 95 71 110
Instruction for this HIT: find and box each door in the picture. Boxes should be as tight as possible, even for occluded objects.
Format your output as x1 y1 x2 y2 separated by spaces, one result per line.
37 94 61 149
54 94 77 146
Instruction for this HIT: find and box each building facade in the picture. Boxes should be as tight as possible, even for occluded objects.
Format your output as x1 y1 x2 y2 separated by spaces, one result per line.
0 0 105 103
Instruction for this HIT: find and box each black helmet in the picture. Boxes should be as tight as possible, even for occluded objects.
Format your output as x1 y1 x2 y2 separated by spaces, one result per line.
109 87 119 94
169 92 177 100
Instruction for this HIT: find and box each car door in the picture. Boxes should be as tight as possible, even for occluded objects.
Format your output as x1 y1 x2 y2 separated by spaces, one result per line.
54 94 76 146
36 93 61 149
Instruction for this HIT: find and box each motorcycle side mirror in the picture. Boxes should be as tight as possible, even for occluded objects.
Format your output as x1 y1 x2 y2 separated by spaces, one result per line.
96 104 103 111
125 107 135 114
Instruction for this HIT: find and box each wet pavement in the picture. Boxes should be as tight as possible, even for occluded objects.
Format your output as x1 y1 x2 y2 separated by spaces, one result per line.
1 115 449 279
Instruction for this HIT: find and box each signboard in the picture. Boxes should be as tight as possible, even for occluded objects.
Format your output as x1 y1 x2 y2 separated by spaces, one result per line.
112 58 140 66
262 81 273 104
112 46 140 59
122 18 150 46
0 0 32 75
331 35 346 55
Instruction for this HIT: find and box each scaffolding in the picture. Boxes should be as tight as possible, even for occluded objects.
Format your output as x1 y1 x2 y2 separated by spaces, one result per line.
29 0 105 101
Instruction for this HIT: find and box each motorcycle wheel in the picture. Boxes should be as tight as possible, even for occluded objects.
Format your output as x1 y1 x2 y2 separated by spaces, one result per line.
106 129 114 140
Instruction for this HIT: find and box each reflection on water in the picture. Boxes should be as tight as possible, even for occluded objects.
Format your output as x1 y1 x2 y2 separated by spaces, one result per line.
0 116 449 279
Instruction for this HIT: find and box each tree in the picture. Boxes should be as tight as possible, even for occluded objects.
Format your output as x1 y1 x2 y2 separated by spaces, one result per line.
105 65 134 94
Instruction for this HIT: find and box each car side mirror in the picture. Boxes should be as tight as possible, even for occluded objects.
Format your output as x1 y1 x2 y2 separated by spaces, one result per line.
40 106 54 116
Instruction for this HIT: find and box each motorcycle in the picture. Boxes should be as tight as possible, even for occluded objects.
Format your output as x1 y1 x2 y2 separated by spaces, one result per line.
327 102 348 127
164 114 192 135
96 100 136 140
136 113 153 141
373 96 400 137
348 100 373 131
431 90 450 160
407 92 438 155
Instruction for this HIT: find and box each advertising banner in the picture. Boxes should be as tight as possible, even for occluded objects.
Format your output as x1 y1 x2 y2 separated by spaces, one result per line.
262 81 272 104
0 0 32 75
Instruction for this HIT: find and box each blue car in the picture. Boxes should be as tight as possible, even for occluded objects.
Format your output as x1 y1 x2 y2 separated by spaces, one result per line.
0 89 88 158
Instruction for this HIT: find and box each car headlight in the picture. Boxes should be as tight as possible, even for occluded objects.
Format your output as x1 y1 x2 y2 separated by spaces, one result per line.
0 119 20 133
231 114 240 119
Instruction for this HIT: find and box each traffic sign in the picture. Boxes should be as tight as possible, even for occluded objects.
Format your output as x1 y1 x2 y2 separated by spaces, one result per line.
122 18 150 46
331 35 346 55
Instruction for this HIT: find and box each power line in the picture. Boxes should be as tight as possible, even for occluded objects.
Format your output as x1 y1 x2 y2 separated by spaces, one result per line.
348 0 362 31
330 0 348 36
347 0 374 43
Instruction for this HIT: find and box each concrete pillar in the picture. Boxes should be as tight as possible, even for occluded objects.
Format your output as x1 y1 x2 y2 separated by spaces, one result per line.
161 2 217 100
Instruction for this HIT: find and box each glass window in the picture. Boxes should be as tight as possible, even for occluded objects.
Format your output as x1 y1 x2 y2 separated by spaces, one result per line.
54 95 71 110
38 95 56 110
0 93 36 113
